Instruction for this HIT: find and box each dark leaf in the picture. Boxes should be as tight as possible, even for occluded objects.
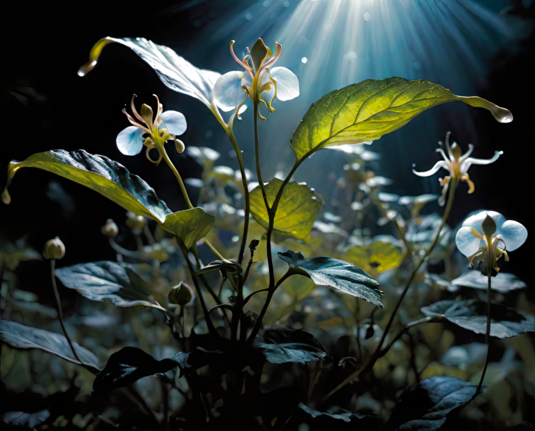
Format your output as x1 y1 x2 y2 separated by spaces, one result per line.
1 410 50 428
298 403 366 422
172 347 224 377
452 271 526 293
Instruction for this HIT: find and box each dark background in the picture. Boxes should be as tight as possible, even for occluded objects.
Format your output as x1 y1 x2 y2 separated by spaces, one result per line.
2 0 534 297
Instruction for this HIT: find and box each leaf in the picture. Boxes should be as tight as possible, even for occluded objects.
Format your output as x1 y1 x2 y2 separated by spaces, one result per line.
282 276 316 301
0 320 101 369
388 375 484 431
298 403 366 423
54 261 158 309
278 250 383 308
421 300 535 338
344 241 403 274
254 327 327 364
162 208 215 249
78 37 220 108
172 347 224 377
93 347 179 395
452 271 526 293
2 410 50 428
290 78 512 161
250 179 323 239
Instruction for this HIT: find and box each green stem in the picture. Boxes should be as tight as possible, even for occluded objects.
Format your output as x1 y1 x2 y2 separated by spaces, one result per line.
478 264 492 394
253 103 270 212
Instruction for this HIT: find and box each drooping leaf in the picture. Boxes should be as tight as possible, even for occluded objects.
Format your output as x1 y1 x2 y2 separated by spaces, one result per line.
452 271 526 293
278 250 383 308
0 320 101 369
93 347 179 395
55 261 158 309
250 179 323 239
162 208 215 249
421 300 535 338
254 327 327 364
290 78 512 161
172 347 224 377
2 410 50 428
344 240 403 274
298 403 367 422
78 37 221 108
388 375 484 431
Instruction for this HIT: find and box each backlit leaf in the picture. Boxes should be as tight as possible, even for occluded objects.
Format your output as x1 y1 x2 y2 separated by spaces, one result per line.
452 271 526 293
162 208 215 249
344 240 403 274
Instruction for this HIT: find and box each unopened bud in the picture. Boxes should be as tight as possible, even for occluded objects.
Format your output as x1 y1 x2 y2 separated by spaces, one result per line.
175 139 185 154
168 282 193 305
482 214 497 239
125 211 146 230
43 237 65 260
140 104 154 127
101 219 119 237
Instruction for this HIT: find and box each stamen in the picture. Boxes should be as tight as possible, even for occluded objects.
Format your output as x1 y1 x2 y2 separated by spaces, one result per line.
470 227 484 239
267 76 278 112
262 42 282 70
130 95 144 123
444 131 454 161
230 41 254 77
122 109 150 133
461 173 475 194
153 94 164 125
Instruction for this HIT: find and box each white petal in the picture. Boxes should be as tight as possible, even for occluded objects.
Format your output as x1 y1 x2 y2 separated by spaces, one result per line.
461 210 505 232
460 151 502 173
116 126 145 156
213 71 246 112
269 67 300 101
456 227 483 257
498 220 528 251
159 111 187 136
412 160 448 177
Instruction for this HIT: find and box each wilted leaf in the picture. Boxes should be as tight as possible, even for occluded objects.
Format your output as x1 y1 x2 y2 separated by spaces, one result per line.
0 320 101 369
250 179 323 240
2 410 50 428
298 403 366 422
278 250 383 308
162 208 215 249
388 375 484 431
452 271 526 293
344 240 403 274
421 300 535 338
254 327 327 364
55 261 158 309
291 78 512 161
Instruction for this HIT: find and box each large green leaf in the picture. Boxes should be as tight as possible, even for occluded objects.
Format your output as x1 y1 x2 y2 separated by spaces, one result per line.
0 320 101 369
344 240 403 274
162 208 215 249
250 179 323 239
55 261 158 309
290 78 513 161
278 250 383 308
387 376 484 431
421 300 535 338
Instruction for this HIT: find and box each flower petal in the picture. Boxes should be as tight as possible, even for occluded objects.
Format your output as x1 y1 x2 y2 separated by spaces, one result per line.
412 160 448 177
456 226 483 257
269 67 300 101
213 71 246 112
460 151 502 174
159 111 187 136
462 210 505 232
116 126 145 156
499 220 528 251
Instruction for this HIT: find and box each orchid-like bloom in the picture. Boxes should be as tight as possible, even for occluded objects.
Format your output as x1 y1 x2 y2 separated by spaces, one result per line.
412 132 502 205
116 94 187 164
213 38 299 119
456 211 527 275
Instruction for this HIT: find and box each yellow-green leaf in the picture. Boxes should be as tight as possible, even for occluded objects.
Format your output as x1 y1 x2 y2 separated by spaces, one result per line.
250 179 323 239
345 241 403 274
290 78 513 161
163 208 215 249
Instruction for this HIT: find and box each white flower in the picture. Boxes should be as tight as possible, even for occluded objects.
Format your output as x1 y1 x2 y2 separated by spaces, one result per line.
116 95 187 164
213 38 299 118
455 211 527 274
412 132 502 205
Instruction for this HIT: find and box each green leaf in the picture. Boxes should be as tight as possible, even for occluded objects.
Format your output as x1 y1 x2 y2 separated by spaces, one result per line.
452 271 526 293
290 78 513 161
254 327 327 364
298 403 367 423
250 179 323 239
2 410 50 428
55 261 158 309
344 240 403 274
421 300 535 338
387 375 484 431
278 250 383 308
282 276 316 301
0 320 101 369
162 208 215 249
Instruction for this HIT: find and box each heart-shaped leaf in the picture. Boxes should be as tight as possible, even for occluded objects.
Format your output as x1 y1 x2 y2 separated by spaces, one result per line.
291 78 512 162
254 327 327 364
387 375 484 431
344 240 403 274
421 300 535 338
0 320 101 369
250 179 323 240
162 208 215 249
278 250 383 308
55 261 158 309
78 37 220 108
452 271 526 293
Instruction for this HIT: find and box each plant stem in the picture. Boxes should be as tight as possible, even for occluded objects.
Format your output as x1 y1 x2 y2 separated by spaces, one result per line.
253 103 270 212
478 264 492 394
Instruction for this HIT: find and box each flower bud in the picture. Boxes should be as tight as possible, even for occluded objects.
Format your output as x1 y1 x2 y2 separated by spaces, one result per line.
125 211 146 230
168 282 193 305
482 214 497 240
101 219 119 237
43 237 65 260
175 138 185 154
140 104 154 128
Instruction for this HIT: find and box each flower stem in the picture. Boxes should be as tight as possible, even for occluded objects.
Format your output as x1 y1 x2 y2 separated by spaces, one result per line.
478 264 492 394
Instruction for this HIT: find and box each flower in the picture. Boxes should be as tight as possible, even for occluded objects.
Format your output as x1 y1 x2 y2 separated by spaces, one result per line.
116 94 187 164
213 38 299 118
412 132 502 205
455 211 527 275
43 237 66 260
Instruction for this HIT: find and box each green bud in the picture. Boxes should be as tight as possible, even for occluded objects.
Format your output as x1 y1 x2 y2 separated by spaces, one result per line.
125 211 146 230
450 142 462 160
482 214 497 240
140 104 154 128
250 38 271 72
175 138 185 154
43 237 65 260
1 187 11 205
101 219 119 237
168 282 193 305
